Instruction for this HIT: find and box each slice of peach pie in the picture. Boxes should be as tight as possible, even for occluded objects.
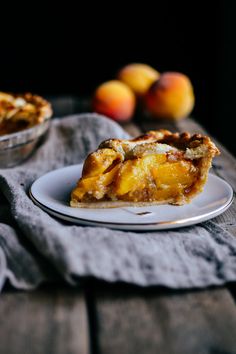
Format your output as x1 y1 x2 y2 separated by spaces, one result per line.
70 130 220 208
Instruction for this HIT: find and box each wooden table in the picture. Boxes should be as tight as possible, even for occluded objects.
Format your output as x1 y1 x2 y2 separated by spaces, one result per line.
1 97 236 354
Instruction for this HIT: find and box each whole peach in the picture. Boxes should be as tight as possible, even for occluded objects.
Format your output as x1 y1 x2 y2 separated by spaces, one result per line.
118 63 160 96
93 80 136 122
145 72 195 120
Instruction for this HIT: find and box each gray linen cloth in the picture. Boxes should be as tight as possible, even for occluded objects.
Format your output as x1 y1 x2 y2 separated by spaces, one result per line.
0 113 236 291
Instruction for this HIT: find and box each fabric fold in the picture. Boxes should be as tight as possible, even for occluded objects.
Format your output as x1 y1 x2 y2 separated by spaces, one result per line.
0 113 235 291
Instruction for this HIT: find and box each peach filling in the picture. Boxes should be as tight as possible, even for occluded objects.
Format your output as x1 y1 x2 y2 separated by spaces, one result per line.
71 153 199 204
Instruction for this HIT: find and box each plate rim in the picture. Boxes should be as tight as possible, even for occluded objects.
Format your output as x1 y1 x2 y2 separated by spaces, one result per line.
29 165 234 228
29 188 234 228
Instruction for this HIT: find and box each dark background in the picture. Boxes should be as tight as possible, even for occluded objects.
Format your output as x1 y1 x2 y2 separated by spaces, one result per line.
1 2 236 155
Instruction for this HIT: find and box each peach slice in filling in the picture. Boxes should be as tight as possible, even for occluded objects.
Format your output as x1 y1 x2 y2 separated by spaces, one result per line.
71 163 121 201
71 153 199 205
112 154 198 203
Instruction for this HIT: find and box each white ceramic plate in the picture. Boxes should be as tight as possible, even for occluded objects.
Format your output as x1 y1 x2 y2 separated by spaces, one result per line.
30 164 233 231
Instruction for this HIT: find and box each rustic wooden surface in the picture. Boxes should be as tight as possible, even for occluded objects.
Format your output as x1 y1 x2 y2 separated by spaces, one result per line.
0 97 236 354
92 285 236 354
0 286 89 354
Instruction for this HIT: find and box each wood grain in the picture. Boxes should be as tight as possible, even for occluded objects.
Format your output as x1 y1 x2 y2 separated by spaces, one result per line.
123 122 142 137
0 287 89 354
93 286 236 354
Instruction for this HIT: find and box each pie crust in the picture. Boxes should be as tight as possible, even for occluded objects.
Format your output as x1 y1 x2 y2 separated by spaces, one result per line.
70 130 220 208
0 92 52 135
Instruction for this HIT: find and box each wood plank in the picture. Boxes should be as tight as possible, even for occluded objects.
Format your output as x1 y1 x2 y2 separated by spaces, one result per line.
122 122 142 137
47 96 91 118
49 96 76 117
0 286 89 354
93 285 236 354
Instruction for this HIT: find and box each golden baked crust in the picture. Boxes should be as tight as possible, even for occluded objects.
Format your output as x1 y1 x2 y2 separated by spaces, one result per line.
70 130 220 208
0 92 52 135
